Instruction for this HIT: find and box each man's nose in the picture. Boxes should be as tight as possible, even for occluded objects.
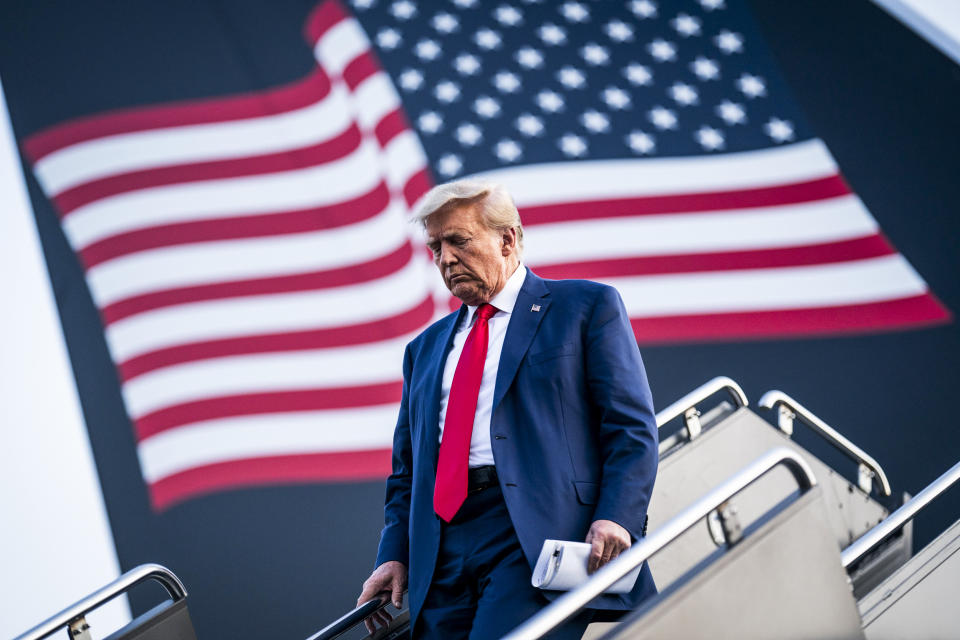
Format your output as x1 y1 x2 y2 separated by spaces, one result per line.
438 244 457 266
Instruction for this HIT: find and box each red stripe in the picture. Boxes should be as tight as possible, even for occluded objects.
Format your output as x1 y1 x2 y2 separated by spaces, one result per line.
53 124 361 216
520 175 851 225
304 0 348 46
118 292 433 381
149 449 392 512
403 167 434 207
23 69 332 163
83 181 391 270
630 294 951 345
375 108 409 147
343 51 379 90
534 235 897 280
135 381 402 440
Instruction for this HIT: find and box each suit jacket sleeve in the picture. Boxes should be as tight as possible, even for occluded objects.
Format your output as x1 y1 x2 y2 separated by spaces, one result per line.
375 343 414 567
585 285 659 540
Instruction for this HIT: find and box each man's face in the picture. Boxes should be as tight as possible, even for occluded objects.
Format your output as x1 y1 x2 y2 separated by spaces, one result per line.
425 202 516 306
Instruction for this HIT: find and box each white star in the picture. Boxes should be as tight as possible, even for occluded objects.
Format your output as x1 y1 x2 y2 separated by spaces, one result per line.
629 0 657 19
627 130 655 154
454 53 481 76
390 0 417 20
515 113 544 136
415 39 442 61
691 56 720 80
516 47 544 69
737 73 766 98
699 0 725 10
418 111 443 133
398 69 424 91
538 23 567 46
716 100 746 125
475 28 503 50
602 86 632 110
493 71 522 93
453 0 477 6
352 0 375 9
672 13 702 37
559 134 587 157
648 39 677 62
455 123 483 146
695 125 725 150
648 106 678 130
536 90 565 113
474 95 502 118
435 80 461 103
557 66 586 89
561 1 589 22
495 5 523 26
624 63 653 86
495 138 523 162
432 12 459 34
669 82 699 106
765 117 795 142
437 154 463 177
581 43 610 66
715 30 744 54
580 109 610 133
376 28 402 50
605 20 634 42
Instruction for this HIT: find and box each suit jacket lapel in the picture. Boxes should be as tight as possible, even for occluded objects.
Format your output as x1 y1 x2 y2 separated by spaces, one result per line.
492 270 551 412
420 305 466 469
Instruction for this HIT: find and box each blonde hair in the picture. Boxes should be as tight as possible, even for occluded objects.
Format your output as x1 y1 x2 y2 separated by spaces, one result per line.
413 179 524 253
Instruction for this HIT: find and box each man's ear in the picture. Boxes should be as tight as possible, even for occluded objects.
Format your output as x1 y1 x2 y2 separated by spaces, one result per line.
501 228 518 256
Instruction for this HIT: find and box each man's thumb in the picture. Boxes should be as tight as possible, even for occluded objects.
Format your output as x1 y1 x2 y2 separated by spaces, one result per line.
391 578 404 608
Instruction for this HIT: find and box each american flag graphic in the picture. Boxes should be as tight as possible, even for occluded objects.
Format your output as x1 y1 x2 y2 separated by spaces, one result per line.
21 0 948 510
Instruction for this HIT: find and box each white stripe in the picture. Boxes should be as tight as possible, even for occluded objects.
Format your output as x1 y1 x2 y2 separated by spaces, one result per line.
123 332 415 420
352 72 401 132
605 254 928 317
137 405 398 482
35 87 353 197
525 195 878 265
87 200 409 307
384 130 428 192
314 18 370 76
63 139 383 250
105 258 429 364
471 139 839 206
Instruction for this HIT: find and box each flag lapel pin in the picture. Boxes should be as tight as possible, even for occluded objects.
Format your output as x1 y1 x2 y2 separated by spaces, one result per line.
531 304 541 312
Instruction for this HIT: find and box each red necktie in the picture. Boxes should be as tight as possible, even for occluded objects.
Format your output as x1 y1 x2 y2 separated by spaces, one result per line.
434 303 498 522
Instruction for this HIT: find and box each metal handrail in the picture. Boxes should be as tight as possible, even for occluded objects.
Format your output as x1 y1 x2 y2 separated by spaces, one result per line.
305 597 394 640
502 447 817 640
842 459 960 568
758 390 892 497
14 564 187 640
655 376 748 441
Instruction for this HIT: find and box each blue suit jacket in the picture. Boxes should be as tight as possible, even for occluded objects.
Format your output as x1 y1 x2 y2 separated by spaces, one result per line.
376 270 658 625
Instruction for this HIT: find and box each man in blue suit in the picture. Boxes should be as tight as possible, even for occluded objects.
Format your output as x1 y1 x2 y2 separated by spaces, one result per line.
358 180 658 639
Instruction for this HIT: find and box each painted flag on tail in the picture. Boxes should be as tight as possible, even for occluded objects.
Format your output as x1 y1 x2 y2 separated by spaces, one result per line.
19 0 949 510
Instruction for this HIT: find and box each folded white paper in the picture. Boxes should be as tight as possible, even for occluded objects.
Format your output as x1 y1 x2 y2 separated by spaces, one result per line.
531 539 642 594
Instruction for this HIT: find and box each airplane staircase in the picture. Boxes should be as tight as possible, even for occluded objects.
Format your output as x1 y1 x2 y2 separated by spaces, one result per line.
308 377 960 640
13 379 959 639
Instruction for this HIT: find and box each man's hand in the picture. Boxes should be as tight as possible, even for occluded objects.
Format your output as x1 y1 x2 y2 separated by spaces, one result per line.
585 519 632 574
357 560 407 633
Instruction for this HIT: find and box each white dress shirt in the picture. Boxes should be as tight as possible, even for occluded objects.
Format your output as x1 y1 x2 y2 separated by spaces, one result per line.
437 263 527 467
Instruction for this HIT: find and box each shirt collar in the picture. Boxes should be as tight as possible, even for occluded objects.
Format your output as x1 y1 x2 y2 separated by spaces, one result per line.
466 263 526 324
